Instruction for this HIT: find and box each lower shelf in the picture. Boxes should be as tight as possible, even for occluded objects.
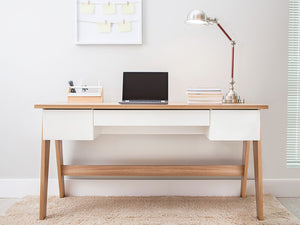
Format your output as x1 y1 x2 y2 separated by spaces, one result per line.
62 165 244 177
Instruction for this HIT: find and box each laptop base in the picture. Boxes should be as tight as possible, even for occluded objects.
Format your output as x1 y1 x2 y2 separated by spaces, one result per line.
119 100 168 104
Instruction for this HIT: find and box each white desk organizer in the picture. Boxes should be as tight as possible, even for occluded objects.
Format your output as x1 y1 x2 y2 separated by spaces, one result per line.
67 86 103 103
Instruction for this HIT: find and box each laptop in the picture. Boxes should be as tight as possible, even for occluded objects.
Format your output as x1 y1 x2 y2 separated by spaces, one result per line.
119 72 168 104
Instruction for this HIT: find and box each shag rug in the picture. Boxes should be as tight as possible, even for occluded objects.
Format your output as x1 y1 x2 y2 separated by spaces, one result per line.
0 195 299 225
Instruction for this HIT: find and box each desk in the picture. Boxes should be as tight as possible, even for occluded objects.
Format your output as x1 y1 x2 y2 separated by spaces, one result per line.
34 103 268 220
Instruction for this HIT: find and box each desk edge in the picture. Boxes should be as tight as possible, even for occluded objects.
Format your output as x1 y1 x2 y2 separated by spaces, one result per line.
34 103 269 110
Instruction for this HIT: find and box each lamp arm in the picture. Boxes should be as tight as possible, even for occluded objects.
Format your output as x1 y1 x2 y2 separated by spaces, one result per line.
204 17 241 102
215 22 236 79
216 23 233 43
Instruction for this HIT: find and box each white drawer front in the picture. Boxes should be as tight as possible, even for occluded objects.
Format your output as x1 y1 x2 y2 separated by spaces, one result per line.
207 110 260 141
94 110 210 126
43 110 94 140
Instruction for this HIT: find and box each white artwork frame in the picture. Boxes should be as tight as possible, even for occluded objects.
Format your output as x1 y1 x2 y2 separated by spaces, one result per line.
75 0 142 44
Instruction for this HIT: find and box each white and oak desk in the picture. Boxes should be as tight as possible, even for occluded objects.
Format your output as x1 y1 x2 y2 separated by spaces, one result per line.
34 103 268 220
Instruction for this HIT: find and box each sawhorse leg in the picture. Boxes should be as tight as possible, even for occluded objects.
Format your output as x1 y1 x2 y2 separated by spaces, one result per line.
253 140 264 220
39 139 50 220
55 140 65 198
40 140 65 220
240 141 250 198
240 140 263 220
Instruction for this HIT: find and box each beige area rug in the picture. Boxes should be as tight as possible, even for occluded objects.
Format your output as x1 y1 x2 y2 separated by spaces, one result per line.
0 195 299 225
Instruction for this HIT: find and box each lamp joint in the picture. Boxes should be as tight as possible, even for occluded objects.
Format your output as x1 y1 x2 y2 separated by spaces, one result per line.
208 17 218 24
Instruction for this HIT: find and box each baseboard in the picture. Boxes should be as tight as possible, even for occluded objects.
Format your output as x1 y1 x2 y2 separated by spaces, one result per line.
1 179 300 198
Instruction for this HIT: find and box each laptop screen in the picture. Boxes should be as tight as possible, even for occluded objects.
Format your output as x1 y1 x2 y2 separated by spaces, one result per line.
123 72 168 101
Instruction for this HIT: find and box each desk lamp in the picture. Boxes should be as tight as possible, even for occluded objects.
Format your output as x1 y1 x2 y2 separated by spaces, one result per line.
186 10 242 103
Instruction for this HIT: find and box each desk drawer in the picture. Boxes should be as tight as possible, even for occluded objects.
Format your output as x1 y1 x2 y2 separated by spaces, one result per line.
94 110 209 126
208 110 260 141
43 110 94 140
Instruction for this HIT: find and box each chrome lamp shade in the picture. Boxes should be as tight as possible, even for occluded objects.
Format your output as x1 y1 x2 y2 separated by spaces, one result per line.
186 10 209 25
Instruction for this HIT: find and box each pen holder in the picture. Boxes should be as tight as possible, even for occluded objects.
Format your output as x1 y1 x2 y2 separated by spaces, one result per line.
67 86 103 103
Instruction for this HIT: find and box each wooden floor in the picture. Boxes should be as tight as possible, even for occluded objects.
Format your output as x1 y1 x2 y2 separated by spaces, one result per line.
278 198 300 219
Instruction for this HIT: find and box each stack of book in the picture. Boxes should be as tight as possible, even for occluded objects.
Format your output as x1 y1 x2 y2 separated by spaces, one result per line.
186 88 223 104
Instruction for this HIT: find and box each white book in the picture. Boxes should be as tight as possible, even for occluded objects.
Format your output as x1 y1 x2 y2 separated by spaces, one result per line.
187 88 222 92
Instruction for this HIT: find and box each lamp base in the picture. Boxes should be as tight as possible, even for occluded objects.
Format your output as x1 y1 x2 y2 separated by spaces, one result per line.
224 89 238 103
224 79 244 104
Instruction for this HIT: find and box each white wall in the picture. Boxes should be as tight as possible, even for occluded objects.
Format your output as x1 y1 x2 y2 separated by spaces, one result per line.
0 0 298 187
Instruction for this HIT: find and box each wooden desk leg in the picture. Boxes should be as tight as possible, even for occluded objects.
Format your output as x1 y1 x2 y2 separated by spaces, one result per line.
253 140 264 220
240 141 250 198
55 140 65 198
39 139 50 220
